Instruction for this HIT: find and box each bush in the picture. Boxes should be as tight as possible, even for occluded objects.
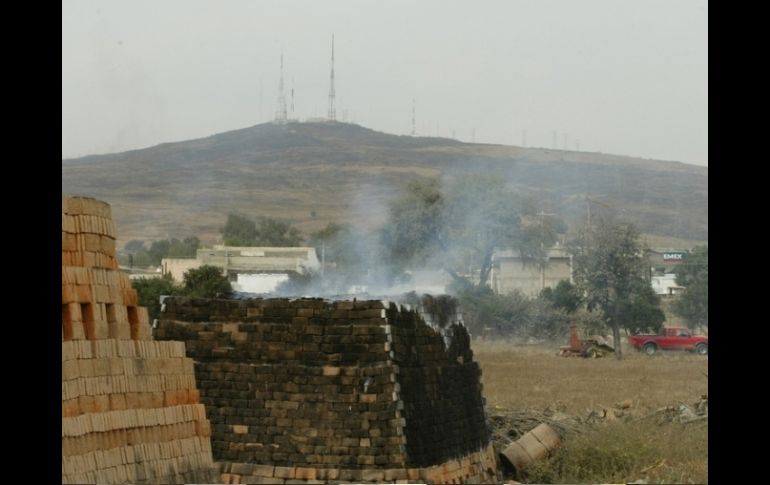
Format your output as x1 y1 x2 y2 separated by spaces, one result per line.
132 274 178 321
450 278 570 341
182 265 232 298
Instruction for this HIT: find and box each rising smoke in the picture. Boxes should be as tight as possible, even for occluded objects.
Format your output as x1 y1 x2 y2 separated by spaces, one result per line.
267 167 560 300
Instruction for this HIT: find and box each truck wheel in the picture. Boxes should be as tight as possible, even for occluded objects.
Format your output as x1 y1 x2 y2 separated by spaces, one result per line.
643 343 657 356
584 346 598 358
695 343 708 356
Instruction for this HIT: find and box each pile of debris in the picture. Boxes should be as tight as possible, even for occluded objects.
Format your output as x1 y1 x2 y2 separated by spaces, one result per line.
489 393 708 446
487 405 584 452
487 395 707 482
585 399 638 423
636 394 708 425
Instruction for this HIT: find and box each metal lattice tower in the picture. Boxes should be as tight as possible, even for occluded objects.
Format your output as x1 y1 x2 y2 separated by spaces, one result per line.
328 34 336 121
275 51 288 122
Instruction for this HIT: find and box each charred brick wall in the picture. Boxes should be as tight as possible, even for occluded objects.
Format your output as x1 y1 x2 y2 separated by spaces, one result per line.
386 296 490 468
157 298 406 469
156 295 498 484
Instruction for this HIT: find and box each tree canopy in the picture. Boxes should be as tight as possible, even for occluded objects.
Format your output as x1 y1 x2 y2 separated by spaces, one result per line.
570 220 665 357
182 265 233 298
121 236 200 267
308 222 370 271
540 280 582 314
381 176 556 288
221 213 303 247
442 175 522 286
673 245 708 330
132 274 179 321
380 179 445 272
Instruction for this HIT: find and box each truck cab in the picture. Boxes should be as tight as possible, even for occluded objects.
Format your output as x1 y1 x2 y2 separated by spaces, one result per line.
627 326 708 355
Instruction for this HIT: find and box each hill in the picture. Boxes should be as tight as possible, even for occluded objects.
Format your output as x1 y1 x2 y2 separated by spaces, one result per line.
62 121 708 248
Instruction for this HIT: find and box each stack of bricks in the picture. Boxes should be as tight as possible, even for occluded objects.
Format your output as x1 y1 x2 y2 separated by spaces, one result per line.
61 196 218 484
156 295 500 484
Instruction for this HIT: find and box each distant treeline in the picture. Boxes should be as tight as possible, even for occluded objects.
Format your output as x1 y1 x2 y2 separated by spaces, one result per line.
120 237 200 267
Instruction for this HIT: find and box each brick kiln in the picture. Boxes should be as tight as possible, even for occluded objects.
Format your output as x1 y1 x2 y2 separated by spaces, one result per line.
156 295 501 484
61 196 218 484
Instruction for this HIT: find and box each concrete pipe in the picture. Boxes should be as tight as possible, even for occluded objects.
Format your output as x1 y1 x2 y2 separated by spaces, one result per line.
499 423 561 473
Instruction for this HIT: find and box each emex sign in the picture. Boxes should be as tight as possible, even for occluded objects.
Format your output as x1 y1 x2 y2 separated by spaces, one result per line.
663 252 687 261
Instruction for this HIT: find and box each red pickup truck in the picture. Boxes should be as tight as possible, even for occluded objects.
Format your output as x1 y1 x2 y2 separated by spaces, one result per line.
628 327 708 356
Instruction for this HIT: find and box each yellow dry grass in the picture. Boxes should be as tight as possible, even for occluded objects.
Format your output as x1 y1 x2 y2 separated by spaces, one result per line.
474 341 708 414
474 341 708 483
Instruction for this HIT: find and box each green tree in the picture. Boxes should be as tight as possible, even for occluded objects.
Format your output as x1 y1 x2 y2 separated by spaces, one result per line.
221 213 258 246
182 265 232 298
124 240 146 253
131 251 153 268
308 222 360 269
673 246 708 331
255 217 303 246
167 237 200 258
147 239 171 265
621 284 666 335
382 176 571 291
380 179 445 272
442 175 522 287
134 236 201 266
449 280 531 337
132 274 179 321
382 176 533 288
570 220 665 358
449 278 569 341
221 213 303 246
540 280 582 314
517 203 569 264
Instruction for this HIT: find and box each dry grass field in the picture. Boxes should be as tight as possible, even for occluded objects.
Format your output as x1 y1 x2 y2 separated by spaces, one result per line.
474 341 708 484
474 341 708 414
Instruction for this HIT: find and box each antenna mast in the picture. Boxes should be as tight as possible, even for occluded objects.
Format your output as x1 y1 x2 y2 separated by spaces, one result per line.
275 51 287 122
328 34 336 121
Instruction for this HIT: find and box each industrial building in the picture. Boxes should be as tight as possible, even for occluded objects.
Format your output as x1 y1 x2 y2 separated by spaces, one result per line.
162 246 320 293
488 247 573 297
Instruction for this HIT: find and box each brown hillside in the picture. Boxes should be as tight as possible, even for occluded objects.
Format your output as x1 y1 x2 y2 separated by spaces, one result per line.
62 121 708 247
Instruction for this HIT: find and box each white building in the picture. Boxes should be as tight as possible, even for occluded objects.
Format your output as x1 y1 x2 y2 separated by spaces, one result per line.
488 247 573 297
162 246 320 293
651 273 685 296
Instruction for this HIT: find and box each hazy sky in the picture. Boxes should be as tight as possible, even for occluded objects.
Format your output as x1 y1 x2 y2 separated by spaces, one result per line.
62 0 708 165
